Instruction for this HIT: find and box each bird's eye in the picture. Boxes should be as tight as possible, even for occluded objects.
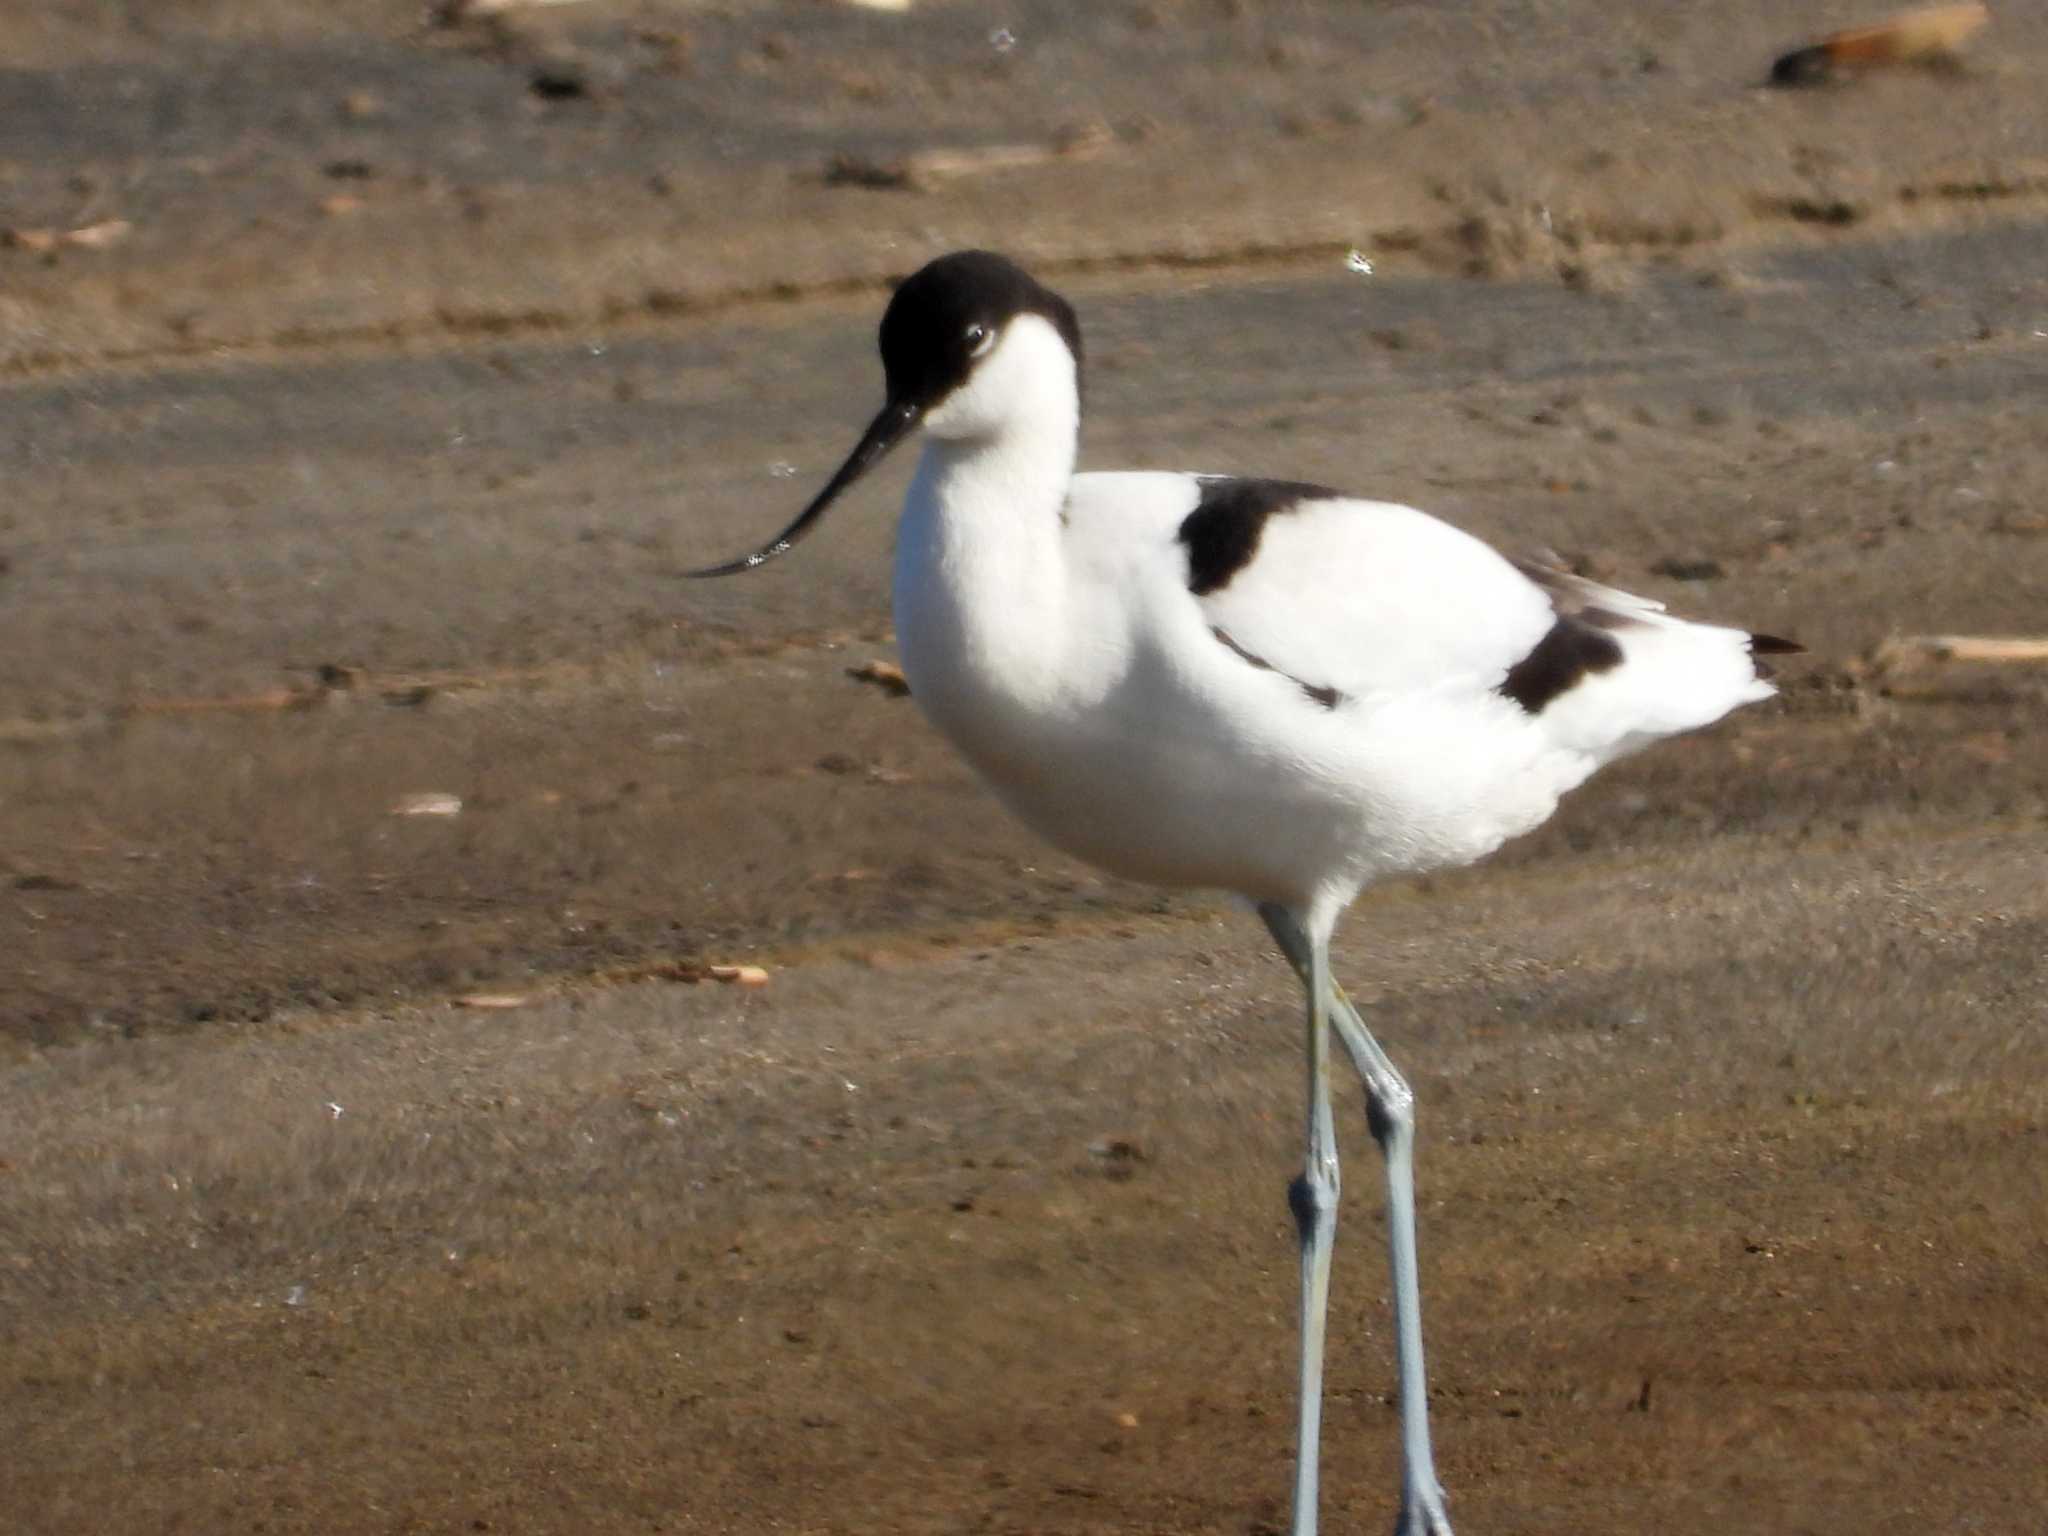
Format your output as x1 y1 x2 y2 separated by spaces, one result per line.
964 322 996 357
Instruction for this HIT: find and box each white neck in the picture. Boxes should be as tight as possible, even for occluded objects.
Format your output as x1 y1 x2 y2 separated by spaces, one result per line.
891 330 1081 740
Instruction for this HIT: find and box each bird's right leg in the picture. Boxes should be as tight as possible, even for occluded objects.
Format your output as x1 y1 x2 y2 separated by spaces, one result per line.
1261 904 1453 1536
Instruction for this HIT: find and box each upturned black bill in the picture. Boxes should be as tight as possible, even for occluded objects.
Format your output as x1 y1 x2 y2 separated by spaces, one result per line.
684 398 922 577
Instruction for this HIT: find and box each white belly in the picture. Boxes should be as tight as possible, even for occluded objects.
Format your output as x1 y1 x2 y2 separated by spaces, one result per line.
897 607 1581 909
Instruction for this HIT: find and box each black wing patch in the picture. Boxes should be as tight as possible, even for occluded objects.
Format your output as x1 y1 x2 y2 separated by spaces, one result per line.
1503 558 1634 713
1502 613 1802 708
1499 616 1626 714
1507 555 1804 705
1178 477 1344 597
1211 626 1343 711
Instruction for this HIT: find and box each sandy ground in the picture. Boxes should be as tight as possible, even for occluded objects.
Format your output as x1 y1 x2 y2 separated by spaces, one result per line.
4 2 2048 1533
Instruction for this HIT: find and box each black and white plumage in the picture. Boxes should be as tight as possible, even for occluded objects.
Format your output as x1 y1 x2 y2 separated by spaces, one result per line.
691 250 1799 1536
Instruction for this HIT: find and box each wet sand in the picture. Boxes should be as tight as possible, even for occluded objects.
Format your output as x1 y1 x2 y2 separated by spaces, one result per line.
4 4 2047 1533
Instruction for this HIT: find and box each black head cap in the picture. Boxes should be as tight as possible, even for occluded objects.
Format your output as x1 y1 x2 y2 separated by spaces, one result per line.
877 250 1083 408
682 252 1080 579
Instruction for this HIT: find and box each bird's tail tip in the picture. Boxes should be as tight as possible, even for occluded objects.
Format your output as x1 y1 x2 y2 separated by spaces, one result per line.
1748 631 1805 682
1749 632 1805 656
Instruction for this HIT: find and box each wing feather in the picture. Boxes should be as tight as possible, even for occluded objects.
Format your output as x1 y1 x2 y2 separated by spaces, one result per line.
1189 493 1556 707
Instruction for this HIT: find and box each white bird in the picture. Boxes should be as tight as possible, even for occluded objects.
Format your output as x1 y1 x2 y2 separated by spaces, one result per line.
690 250 1799 1536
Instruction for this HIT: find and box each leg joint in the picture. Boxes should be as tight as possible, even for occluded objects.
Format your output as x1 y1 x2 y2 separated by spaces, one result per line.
1287 1169 1338 1245
1366 1079 1415 1146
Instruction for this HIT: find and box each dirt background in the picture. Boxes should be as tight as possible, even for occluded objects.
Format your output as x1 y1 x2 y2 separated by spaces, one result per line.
3 2 2046 1532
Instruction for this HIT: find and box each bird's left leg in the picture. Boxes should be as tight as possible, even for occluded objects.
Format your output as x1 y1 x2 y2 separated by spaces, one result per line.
1284 909 1341 1536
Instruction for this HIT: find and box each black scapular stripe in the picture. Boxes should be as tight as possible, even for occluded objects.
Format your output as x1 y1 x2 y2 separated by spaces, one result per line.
1210 627 1342 710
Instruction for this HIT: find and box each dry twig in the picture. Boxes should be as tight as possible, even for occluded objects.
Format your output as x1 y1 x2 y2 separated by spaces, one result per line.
1772 3 1991 85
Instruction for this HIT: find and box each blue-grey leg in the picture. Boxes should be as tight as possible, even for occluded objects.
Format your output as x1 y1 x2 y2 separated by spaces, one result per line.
1286 911 1341 1536
1261 904 1453 1536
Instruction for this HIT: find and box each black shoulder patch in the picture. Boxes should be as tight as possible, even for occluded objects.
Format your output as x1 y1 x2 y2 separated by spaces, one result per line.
1499 616 1625 714
1178 478 1343 597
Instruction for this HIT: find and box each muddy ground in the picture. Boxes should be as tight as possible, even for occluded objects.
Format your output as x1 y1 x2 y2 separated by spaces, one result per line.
3 3 2047 1533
